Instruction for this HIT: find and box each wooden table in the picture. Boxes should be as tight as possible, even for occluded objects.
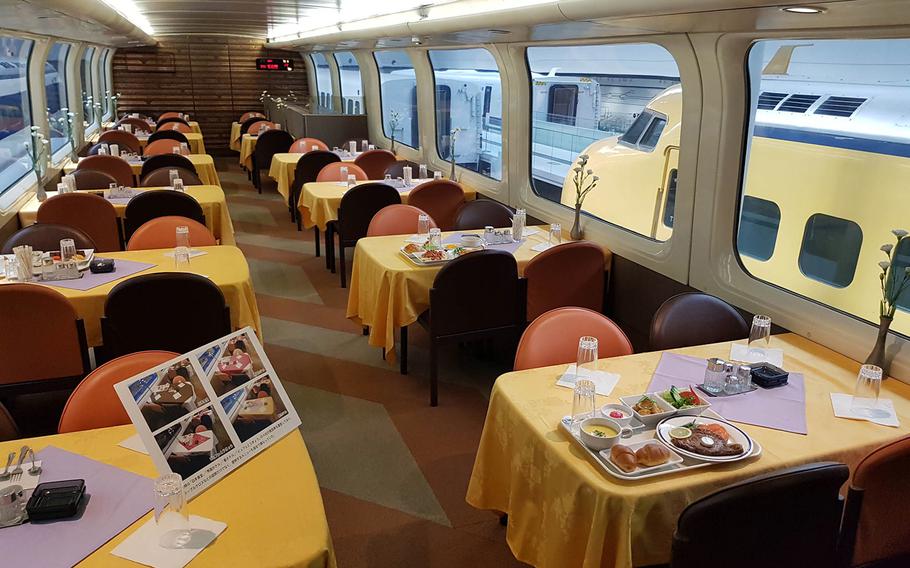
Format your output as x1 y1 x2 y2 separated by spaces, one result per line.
0 426 336 567
64 154 221 187
151 382 196 406
17 186 236 245
466 334 910 568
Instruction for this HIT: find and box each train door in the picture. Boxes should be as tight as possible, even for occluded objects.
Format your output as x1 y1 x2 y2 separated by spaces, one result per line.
652 145 679 241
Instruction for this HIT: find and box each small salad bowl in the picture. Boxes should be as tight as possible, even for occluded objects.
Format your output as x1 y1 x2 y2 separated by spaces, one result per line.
600 404 633 426
657 386 711 417
619 393 677 427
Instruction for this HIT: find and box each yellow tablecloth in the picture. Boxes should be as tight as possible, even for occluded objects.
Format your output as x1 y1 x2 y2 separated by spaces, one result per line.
4 246 261 346
17 186 235 246
298 181 477 232
269 153 371 202
137 132 206 155
65 154 221 187
466 334 910 568
239 134 257 170
230 122 242 151
346 226 550 359
189 121 202 135
0 426 335 568
103 121 201 135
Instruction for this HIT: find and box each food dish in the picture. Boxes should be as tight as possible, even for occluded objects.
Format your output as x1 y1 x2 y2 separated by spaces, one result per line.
658 385 711 416
600 404 632 425
579 417 626 451
605 439 682 475
619 393 676 427
655 416 754 463
399 242 475 265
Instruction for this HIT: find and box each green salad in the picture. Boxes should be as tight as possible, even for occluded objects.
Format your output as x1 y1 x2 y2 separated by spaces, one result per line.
659 385 703 409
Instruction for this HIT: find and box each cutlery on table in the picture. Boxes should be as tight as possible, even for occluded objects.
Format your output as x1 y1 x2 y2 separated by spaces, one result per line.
9 446 29 482
0 452 14 481
27 449 41 476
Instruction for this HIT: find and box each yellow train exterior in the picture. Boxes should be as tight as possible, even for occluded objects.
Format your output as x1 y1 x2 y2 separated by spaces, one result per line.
561 85 910 335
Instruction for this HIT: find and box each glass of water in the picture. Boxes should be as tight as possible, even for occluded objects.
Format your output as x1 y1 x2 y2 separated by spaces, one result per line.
154 473 191 549
851 364 886 418
419 164 428 179
571 379 596 431
169 169 179 186
747 315 772 358
417 214 430 237
175 226 190 268
548 223 562 246
384 173 392 183
339 166 348 181
59 238 77 262
576 336 599 381
347 174 357 188
433 171 442 180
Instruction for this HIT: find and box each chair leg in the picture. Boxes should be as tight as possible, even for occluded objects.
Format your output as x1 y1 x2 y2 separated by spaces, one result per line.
313 227 320 257
362 327 369 336
339 244 347 288
430 339 438 407
400 326 408 375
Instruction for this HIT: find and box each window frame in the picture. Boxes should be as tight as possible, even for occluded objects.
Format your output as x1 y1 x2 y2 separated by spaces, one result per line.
310 52 334 111
373 49 420 150
0 35 37 208
334 51 364 115
100 48 112 120
46 41 73 162
80 45 97 134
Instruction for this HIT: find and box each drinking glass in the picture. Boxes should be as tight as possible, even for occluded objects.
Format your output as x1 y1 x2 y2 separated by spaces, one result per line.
173 179 185 192
433 171 442 180
98 145 108 155
368 144 375 151
419 164 428 179
171 145 181 155
175 226 191 268
311 145 319 152
179 142 189 155
339 166 349 181
154 474 191 549
362 139 369 151
417 214 430 237
548 223 562 246
169 169 179 186
571 379 596 431
109 182 118 191
747 315 772 359
347 174 357 188
349 141 357 153
402 166 413 185
384 173 392 183
175 225 190 249
851 364 887 418
110 144 120 157
428 228 442 249
59 238 77 262
576 336 599 381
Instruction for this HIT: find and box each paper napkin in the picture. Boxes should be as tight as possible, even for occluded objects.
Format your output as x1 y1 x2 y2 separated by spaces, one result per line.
556 364 620 396
830 393 900 427
404 234 427 243
519 227 540 237
729 343 784 367
531 242 553 253
111 515 226 568
162 250 208 259
118 433 150 455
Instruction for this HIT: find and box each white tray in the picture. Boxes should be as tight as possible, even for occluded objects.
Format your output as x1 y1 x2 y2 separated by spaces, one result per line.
560 408 762 481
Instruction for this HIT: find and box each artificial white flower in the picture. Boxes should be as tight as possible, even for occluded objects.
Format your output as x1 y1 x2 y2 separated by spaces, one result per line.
892 229 908 238
586 169 593 175
593 176 600 181
882 244 894 254
879 261 891 270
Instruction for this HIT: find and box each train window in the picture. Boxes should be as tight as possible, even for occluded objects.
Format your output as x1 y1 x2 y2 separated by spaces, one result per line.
428 48 502 180
738 39 910 335
81 47 95 130
334 51 363 115
526 44 682 241
374 50 419 149
0 36 34 200
310 52 334 111
100 49 110 119
46 42 71 158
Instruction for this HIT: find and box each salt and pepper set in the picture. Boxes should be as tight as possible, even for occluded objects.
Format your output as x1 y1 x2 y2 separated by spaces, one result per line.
702 358 754 396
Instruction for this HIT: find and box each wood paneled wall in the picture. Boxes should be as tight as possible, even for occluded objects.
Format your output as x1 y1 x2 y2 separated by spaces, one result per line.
112 36 308 155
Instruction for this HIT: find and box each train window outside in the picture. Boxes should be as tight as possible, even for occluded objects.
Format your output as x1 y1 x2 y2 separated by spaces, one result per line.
374 50 419 149
334 51 363 115
46 42 71 157
738 39 910 335
100 49 110 119
0 36 34 198
526 44 681 241
895 239 910 312
81 47 95 130
428 48 502 180
311 53 334 111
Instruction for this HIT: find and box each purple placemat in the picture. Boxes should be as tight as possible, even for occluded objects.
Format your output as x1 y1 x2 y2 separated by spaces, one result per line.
46 260 156 292
646 352 808 434
0 446 154 567
442 234 524 255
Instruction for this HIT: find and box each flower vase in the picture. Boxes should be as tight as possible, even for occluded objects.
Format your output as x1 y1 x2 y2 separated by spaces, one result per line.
570 206 584 240
390 136 396 154
449 158 457 182
865 315 893 371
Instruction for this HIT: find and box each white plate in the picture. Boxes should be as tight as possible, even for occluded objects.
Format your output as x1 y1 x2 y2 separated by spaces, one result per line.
599 439 684 476
655 415 754 463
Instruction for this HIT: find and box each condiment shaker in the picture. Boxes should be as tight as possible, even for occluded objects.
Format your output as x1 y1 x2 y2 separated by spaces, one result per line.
723 362 738 395
702 357 727 394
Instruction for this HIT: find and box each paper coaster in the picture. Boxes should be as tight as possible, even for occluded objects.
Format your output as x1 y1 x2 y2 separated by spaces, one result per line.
729 343 784 367
556 364 620 397
830 393 900 427
111 515 226 568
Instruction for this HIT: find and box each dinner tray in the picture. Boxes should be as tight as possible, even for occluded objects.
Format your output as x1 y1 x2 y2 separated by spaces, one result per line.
399 248 452 266
559 408 762 481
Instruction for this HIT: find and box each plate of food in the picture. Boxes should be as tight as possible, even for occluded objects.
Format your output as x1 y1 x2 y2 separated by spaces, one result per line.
45 249 95 271
655 415 754 463
657 385 711 416
602 439 684 476
399 243 475 265
619 393 676 427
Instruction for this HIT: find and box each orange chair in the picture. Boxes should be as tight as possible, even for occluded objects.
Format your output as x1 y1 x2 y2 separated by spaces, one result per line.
247 121 277 135
37 193 122 252
367 204 437 237
525 241 606 321
98 130 141 154
239 111 266 123
316 162 368 182
406 180 465 231
144 138 185 157
159 121 192 134
77 154 134 187
513 307 633 371
289 137 329 153
0 284 91 395
58 350 178 433
127 216 216 250
158 112 182 120
354 149 397 179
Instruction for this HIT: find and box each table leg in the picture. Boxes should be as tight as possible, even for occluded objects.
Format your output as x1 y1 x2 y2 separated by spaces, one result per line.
313 227 320 257
400 326 408 375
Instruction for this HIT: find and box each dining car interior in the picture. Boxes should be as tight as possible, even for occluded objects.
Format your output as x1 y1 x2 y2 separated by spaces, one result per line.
1 0 910 566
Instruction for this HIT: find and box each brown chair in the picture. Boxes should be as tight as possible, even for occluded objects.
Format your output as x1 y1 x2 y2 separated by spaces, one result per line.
453 199 513 231
144 138 185 157
405 180 466 231
127 216 216 250
838 435 910 567
72 169 118 190
252 129 293 192
649 292 750 351
140 154 196 179
671 462 848 568
123 190 205 239
513 307 632 371
0 402 19 441
58 350 178 434
329 183 401 287
367 204 437 237
156 117 190 129
2 223 96 254
0 284 91 395
290 150 341 233
240 117 267 136
37 193 122 252
316 162 368 182
77 154 134 187
354 149 397 179
289 137 329 153
247 120 277 135
98 130 140 154
140 167 203 187
524 240 606 321
385 160 419 178
409 250 526 405
115 117 152 133
159 121 192 134
158 112 182 120
239 111 265 123
148 129 188 146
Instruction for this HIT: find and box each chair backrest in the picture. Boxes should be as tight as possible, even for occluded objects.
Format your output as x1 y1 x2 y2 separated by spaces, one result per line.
148 129 189 145
524 241 606 321
839 435 910 567
156 116 190 129
405 180 466 231
116 117 152 133
144 138 185 157
77 154 134 187
430 250 525 338
36 193 121 252
158 112 183 120
247 120 276 135
289 137 329 153
672 462 848 568
140 154 197 179
240 117 267 134
0 283 89 385
85 143 106 156
127 216 216 250
124 190 205 239
337 183 402 243
0 402 19 442
102 272 231 357
291 151 341 203
239 111 265 123
72 168 118 190
159 121 192 134
98 130 140 153
384 159 420 178
253 129 294 170
453 199 513 231
58 350 178 434
140 166 203 187
2 223 96 254
649 292 750 351
513 307 632 371
354 149 397 179
367 204 437 237
317 162 368 182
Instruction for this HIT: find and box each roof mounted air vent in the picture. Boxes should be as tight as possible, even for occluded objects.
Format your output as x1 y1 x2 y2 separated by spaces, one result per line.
778 94 821 113
814 96 867 117
757 92 788 110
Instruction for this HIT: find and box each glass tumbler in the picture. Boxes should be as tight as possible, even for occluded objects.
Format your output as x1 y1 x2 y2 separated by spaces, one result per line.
434 171 442 180
180 142 189 155
175 226 191 268
419 164 428 179
747 315 772 359
347 174 357 188
549 223 562 246
417 214 430 237
428 228 442 250
154 473 191 549
59 238 77 262
339 166 349 181
571 379 596 431
576 336 599 381
851 364 886 418
169 169 179 186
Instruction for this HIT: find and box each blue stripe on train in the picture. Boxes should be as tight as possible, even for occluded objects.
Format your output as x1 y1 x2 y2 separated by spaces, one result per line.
754 125 910 159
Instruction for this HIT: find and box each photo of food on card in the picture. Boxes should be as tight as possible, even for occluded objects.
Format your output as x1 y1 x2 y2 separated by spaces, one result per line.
220 375 289 443
127 358 211 432
154 405 234 480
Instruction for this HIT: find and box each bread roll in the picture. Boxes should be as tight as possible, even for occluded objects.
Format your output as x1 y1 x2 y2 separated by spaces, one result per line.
610 444 637 472
635 442 671 467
